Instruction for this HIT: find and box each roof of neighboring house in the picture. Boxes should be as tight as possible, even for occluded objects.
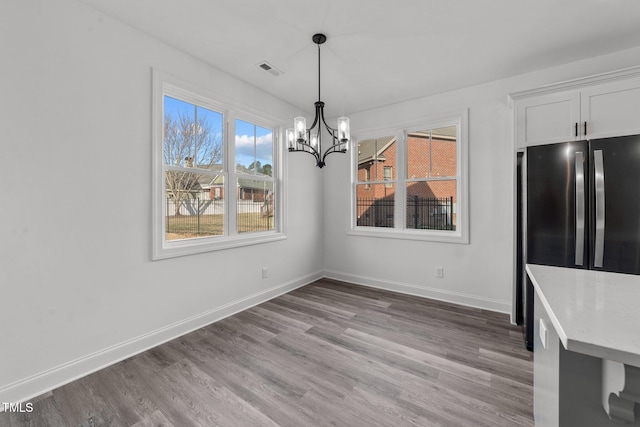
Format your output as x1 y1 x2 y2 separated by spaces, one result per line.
199 175 224 188
357 136 395 165
237 177 273 191
194 164 223 172
197 172 272 191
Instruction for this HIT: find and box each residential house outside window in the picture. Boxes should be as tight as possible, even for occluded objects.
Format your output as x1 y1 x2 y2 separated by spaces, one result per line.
235 119 275 234
355 136 397 228
152 71 284 259
406 126 457 231
351 111 468 244
162 96 225 240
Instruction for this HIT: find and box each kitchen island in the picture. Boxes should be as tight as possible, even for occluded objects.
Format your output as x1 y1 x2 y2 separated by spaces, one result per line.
526 264 640 426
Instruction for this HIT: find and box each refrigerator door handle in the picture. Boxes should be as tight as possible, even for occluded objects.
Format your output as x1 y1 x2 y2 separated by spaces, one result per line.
575 152 585 266
594 150 606 268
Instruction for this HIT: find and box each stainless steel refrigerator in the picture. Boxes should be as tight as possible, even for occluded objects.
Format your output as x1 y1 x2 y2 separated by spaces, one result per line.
520 134 640 350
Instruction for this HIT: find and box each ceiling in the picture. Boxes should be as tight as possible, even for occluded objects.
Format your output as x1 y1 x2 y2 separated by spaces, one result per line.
78 0 640 115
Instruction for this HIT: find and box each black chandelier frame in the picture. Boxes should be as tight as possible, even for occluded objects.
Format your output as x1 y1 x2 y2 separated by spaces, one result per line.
288 33 350 168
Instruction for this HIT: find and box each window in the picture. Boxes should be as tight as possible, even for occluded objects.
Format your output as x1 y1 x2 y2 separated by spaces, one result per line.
235 119 275 234
351 111 468 243
163 96 225 241
406 126 457 231
383 166 393 187
355 136 397 228
153 72 284 259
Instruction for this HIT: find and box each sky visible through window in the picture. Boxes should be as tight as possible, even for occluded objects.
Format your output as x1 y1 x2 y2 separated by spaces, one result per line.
235 119 273 175
164 96 272 171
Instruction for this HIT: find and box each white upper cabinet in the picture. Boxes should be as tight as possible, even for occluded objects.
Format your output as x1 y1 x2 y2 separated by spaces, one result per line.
581 77 640 140
516 91 580 147
513 68 640 148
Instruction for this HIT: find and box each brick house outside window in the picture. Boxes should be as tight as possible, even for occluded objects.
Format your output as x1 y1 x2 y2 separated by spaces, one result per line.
356 127 457 230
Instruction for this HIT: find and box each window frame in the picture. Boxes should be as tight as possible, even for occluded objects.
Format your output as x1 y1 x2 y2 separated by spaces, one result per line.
152 70 285 260
350 110 469 244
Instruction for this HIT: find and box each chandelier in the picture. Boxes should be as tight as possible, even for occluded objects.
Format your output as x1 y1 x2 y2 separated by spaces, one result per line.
286 33 350 168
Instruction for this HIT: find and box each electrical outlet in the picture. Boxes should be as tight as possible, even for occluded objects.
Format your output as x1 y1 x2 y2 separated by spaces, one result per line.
262 267 268 279
539 318 548 349
436 267 444 278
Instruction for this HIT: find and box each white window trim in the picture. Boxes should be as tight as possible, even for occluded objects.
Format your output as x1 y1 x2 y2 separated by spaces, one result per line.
152 69 285 260
349 109 469 244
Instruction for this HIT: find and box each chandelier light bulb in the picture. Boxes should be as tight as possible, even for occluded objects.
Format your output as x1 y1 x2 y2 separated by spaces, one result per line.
337 117 350 150
294 117 307 142
286 128 295 149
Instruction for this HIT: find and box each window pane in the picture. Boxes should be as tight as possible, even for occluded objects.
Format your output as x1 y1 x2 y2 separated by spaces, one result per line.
406 180 456 230
431 126 457 177
164 171 224 240
356 183 395 228
357 136 396 182
163 96 223 169
407 126 457 178
406 131 431 178
237 177 275 233
383 167 393 187
236 119 274 176
256 125 274 177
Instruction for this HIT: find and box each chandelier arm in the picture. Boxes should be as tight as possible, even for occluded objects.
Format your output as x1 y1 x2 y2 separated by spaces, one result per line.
321 108 347 151
306 102 323 132
321 128 347 161
320 102 347 163
319 102 337 134
291 140 320 157
321 142 347 165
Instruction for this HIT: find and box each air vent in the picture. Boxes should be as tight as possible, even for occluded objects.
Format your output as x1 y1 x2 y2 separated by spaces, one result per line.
257 61 282 76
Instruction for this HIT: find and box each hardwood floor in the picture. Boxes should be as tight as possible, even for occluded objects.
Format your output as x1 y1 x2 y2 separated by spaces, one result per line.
1 279 533 427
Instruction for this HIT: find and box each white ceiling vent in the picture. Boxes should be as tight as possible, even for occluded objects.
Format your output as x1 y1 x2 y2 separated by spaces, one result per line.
257 61 282 76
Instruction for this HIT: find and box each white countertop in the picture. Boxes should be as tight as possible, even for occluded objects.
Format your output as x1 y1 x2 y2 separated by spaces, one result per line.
526 264 640 367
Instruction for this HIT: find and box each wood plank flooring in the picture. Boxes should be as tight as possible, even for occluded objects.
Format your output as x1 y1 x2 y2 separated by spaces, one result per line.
1 279 533 427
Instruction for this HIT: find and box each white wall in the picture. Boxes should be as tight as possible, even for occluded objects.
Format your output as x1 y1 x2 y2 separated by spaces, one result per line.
0 0 323 403
323 46 640 315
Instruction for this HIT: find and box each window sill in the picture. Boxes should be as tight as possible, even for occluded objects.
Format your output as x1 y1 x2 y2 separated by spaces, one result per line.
152 231 286 260
348 227 468 244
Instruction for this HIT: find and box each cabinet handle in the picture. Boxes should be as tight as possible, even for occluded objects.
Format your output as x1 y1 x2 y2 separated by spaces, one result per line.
584 121 587 136
575 123 578 137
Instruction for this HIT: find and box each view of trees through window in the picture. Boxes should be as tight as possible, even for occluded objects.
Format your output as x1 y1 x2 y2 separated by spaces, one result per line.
162 96 275 241
234 119 275 234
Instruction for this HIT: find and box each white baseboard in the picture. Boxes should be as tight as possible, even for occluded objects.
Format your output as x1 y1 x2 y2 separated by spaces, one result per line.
0 271 323 406
1 269 510 407
323 269 512 314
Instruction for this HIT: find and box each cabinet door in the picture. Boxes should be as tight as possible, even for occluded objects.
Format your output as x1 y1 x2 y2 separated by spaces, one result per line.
581 77 640 140
516 91 580 148
534 290 560 426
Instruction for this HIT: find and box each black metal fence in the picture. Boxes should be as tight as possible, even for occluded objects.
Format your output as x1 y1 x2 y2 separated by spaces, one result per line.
166 198 273 238
407 195 454 230
357 196 454 230
357 197 395 228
